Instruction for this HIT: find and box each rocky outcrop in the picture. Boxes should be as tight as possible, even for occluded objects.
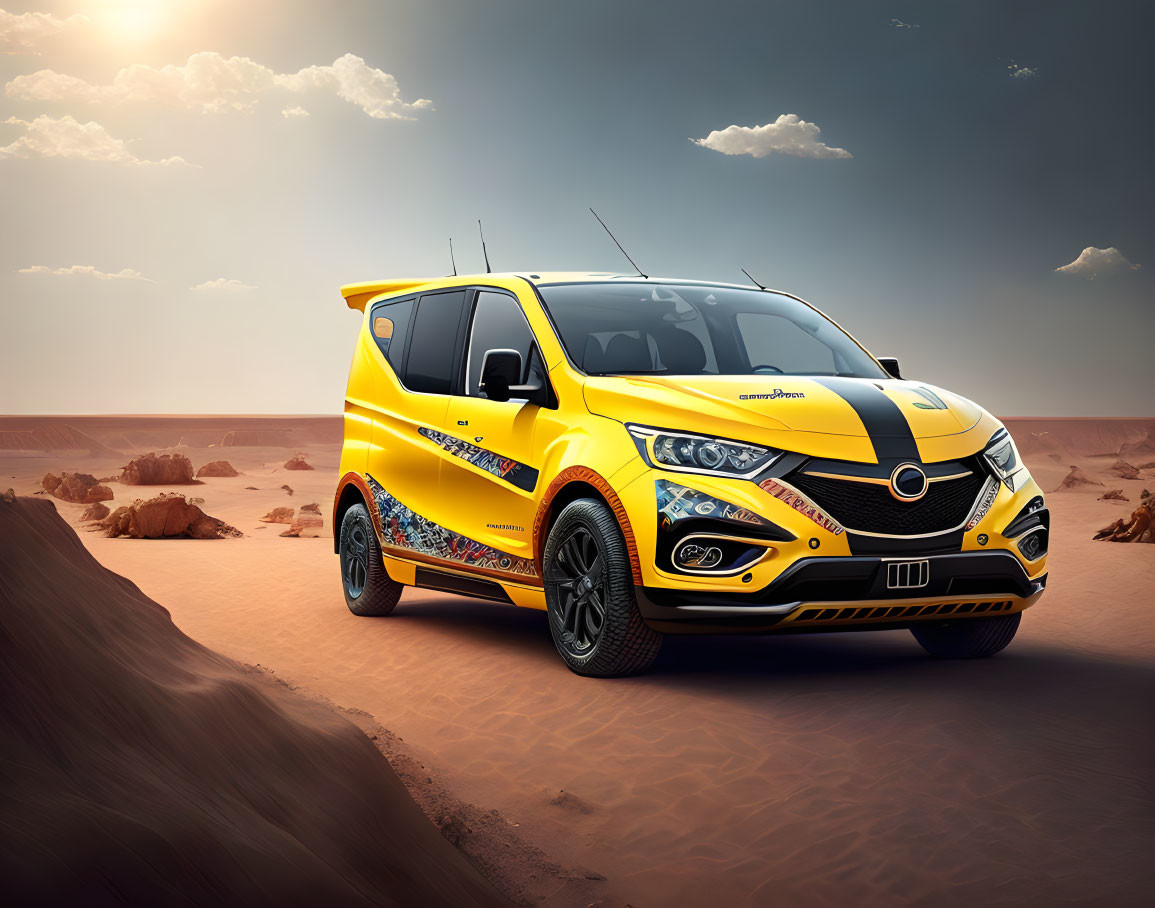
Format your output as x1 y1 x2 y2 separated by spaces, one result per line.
101 493 241 539
300 502 321 514
120 452 196 486
1119 431 1155 461
260 507 295 524
1056 465 1102 490
1109 460 1142 480
41 471 114 504
284 453 315 471
1094 499 1153 543
281 484 294 496
80 502 111 521
196 460 240 478
281 507 324 538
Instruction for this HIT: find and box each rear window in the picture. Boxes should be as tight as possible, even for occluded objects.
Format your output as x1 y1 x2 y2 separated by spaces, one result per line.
403 290 466 394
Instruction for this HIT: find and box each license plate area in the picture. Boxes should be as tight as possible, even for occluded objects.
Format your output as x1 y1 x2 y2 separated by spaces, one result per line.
886 559 929 589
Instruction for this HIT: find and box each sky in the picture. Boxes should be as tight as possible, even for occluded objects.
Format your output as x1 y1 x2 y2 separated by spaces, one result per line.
0 0 1151 416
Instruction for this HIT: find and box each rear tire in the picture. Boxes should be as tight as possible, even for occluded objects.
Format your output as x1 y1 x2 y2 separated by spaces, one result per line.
544 498 662 677
910 612 1021 658
339 502 402 617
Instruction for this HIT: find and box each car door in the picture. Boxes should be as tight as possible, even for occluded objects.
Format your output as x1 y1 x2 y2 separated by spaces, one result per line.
441 288 551 571
365 288 469 544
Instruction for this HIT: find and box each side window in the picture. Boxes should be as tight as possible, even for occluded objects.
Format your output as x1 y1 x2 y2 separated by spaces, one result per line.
465 291 538 398
404 290 467 394
370 297 414 373
735 312 836 374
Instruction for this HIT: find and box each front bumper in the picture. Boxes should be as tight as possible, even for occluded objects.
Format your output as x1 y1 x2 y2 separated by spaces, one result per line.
635 550 1047 634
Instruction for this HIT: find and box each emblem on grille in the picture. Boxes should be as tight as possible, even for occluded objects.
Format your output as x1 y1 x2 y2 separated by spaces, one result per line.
886 559 930 589
889 463 928 501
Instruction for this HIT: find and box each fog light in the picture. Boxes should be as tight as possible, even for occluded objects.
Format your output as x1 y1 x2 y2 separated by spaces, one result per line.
1017 528 1048 561
674 542 723 569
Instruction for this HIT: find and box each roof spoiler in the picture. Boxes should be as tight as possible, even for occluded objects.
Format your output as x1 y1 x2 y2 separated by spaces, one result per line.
340 279 431 312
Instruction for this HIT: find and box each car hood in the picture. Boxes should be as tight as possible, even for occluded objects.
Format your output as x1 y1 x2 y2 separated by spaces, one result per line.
582 374 998 463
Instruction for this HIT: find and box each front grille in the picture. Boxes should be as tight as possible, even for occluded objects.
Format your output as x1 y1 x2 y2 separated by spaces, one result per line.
790 467 987 536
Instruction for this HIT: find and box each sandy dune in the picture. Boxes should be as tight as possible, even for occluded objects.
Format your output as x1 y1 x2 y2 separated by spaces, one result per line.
1 415 1152 906
0 494 508 908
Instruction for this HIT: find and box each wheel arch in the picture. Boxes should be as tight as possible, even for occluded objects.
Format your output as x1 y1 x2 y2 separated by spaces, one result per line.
532 467 643 584
332 472 375 554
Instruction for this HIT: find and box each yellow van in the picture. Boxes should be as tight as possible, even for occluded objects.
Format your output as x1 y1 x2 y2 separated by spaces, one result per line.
333 273 1048 676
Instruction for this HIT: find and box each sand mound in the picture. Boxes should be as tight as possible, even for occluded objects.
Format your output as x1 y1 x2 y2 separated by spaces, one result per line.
42 471 113 504
284 453 315 471
101 493 242 539
0 423 118 455
0 495 508 907
1109 460 1142 480
121 452 196 486
1119 430 1155 460
197 460 241 478
1100 489 1129 501
1056 465 1103 490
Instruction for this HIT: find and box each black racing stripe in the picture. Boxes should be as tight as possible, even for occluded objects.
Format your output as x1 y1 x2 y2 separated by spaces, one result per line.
811 377 919 463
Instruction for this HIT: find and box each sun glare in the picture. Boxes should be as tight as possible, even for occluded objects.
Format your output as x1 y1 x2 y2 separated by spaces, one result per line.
94 1 170 43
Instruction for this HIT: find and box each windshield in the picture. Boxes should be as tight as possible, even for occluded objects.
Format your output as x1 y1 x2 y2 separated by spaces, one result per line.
536 282 888 379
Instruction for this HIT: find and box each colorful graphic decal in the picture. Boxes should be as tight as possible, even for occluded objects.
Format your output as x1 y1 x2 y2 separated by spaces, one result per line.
758 479 845 536
656 479 768 531
366 474 537 578
965 477 1000 530
418 427 538 492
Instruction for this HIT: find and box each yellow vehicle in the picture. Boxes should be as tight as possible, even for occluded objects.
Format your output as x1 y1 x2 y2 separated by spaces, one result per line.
333 273 1048 676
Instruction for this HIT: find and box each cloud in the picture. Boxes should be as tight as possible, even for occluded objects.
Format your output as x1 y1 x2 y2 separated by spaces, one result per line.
18 264 155 282
890 18 919 29
190 278 258 291
692 114 852 160
1055 247 1140 279
6 52 431 119
0 114 191 166
1008 62 1038 79
0 10 88 54
281 105 309 118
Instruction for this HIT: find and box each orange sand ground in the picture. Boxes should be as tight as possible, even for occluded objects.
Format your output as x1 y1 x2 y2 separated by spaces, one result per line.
1 415 1152 906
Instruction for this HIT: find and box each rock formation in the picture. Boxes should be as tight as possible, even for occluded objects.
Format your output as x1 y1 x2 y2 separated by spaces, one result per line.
284 453 315 471
1094 497 1153 543
281 484 294 496
281 508 324 538
196 460 240 478
1056 465 1102 490
300 502 322 514
260 507 295 524
101 493 241 539
1119 430 1155 461
120 452 196 485
1099 489 1128 501
41 471 114 504
80 502 111 521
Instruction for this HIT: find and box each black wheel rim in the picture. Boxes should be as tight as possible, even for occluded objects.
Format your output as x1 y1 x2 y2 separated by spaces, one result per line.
547 526 607 657
342 516 370 599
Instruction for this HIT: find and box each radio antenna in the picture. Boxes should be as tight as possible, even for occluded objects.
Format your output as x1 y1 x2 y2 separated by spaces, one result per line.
741 267 766 290
477 219 491 274
449 238 457 276
589 208 647 278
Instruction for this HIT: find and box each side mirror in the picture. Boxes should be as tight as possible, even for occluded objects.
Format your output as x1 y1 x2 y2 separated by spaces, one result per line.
480 349 521 402
878 357 902 379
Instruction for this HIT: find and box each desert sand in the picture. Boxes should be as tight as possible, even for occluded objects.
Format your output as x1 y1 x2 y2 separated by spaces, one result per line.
1 415 1152 907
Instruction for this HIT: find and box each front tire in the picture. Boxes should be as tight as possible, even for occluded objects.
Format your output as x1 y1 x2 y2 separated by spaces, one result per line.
544 498 662 677
910 612 1021 658
339 502 402 616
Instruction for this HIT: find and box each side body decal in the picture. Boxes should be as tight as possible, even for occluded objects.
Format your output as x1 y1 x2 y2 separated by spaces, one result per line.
419 426 538 492
366 473 538 580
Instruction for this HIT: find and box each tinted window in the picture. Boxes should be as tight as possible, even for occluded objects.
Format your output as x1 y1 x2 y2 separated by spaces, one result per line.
537 282 886 379
465 291 536 398
404 290 466 394
370 297 414 373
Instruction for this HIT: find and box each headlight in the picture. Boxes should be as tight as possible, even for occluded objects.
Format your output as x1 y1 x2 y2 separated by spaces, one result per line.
627 424 780 478
983 433 1028 491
